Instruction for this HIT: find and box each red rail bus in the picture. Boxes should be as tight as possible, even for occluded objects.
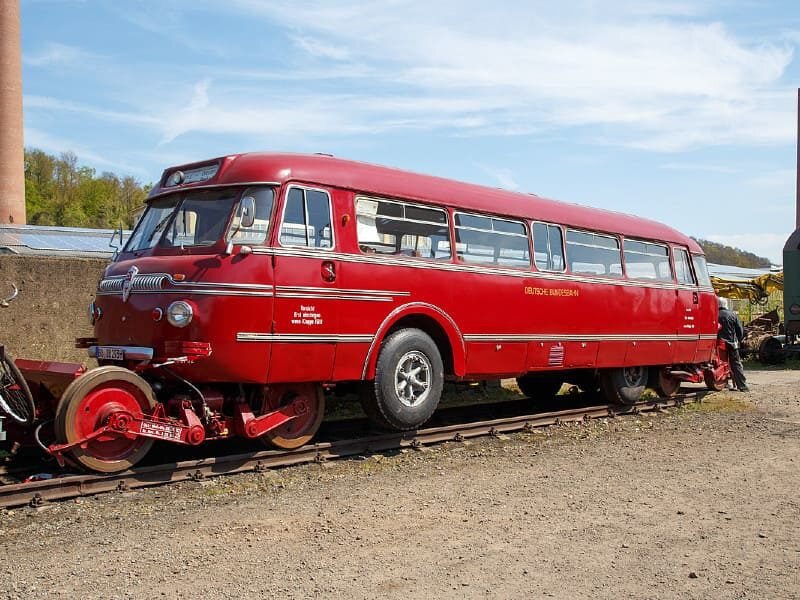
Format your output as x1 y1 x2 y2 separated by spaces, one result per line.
29 153 725 472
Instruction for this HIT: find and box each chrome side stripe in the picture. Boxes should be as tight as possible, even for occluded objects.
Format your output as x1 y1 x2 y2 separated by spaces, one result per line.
463 333 715 343
237 333 375 343
252 246 707 293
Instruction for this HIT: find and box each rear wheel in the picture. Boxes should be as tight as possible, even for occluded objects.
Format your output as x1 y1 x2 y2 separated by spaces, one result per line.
650 367 680 397
600 366 648 406
260 383 325 449
516 373 562 400
54 366 156 473
0 351 36 425
362 329 443 431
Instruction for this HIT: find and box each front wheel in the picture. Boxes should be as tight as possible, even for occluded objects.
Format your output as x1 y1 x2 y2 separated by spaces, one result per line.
600 366 648 406
54 366 157 473
362 329 444 430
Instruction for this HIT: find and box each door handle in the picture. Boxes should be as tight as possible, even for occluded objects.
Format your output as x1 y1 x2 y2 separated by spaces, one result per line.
321 261 336 282
692 292 699 305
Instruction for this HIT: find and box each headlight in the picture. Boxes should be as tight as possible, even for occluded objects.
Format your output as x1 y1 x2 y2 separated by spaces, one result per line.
791 304 800 315
167 300 193 327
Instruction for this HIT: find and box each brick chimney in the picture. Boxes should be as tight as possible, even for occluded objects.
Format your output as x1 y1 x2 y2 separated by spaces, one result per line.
0 0 26 225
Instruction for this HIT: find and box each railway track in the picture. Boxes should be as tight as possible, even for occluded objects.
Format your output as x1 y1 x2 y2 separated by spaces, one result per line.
0 392 702 509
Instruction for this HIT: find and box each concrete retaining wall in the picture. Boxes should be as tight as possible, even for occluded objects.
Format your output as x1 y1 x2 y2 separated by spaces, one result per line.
0 255 106 362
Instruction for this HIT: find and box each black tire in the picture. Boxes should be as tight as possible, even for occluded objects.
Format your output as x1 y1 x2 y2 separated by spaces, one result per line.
0 351 36 425
516 373 562 399
600 366 648 406
363 328 444 431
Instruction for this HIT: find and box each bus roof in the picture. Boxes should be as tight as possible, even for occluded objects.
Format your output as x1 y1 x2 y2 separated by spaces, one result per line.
154 152 702 253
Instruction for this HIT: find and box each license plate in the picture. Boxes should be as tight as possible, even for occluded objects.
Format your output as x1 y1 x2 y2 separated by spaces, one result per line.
97 346 124 360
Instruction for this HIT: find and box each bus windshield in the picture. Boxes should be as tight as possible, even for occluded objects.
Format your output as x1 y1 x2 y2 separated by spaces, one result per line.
124 187 274 252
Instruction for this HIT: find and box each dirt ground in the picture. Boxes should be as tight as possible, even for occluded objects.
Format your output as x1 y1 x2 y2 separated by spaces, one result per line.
1 367 798 600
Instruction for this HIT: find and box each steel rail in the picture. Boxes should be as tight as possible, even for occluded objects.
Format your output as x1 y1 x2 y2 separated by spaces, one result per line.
0 393 700 509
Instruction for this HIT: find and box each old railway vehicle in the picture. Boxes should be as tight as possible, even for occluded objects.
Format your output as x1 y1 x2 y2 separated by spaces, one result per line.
8 153 726 473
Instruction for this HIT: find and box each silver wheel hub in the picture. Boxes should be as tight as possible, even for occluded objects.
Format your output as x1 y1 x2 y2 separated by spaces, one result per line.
394 350 432 408
622 366 646 387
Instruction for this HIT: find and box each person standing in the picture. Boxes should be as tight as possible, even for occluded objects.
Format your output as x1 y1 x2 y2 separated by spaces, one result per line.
717 297 748 392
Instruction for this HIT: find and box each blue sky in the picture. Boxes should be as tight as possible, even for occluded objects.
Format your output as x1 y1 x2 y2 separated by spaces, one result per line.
20 0 800 264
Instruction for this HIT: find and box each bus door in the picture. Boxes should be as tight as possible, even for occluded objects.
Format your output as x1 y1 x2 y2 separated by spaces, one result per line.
673 246 699 362
269 184 340 382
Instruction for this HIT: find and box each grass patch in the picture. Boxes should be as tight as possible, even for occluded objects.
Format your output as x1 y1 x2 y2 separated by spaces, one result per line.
743 356 800 372
681 392 754 414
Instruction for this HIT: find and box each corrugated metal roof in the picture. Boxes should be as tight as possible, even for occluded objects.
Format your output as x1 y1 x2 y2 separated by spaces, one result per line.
0 224 130 258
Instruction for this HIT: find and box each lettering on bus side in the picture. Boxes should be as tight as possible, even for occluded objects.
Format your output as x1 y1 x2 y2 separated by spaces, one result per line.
291 304 324 327
524 286 579 298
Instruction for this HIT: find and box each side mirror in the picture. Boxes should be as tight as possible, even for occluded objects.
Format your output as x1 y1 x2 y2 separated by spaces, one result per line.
224 196 257 256
239 196 256 229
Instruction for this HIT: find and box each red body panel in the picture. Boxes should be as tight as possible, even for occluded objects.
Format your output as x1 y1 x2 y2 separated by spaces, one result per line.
91 153 717 387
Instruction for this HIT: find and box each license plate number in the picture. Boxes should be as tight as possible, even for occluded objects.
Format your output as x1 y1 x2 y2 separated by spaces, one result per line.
97 347 124 360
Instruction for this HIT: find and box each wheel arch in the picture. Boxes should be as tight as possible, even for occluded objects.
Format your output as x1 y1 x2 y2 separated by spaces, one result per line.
361 303 465 380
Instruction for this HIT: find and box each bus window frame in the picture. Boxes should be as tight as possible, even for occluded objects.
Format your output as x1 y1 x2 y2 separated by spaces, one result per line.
531 221 566 273
354 194 451 261
453 210 531 269
277 184 336 251
621 237 673 282
672 246 697 286
564 227 623 278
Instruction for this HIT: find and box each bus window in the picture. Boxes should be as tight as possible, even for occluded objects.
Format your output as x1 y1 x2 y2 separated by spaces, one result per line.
532 222 564 271
280 186 334 248
566 229 622 277
674 247 696 285
355 196 450 259
454 213 530 267
623 239 672 281
691 254 712 287
227 186 274 245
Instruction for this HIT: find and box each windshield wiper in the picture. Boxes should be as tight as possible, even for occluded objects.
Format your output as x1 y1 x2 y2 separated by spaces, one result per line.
146 211 175 245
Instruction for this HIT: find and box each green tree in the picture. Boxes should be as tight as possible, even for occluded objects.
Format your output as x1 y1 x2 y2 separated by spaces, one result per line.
23 148 150 229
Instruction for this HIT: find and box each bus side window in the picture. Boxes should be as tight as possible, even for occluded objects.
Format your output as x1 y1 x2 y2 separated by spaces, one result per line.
674 247 696 285
565 229 623 277
533 222 565 272
623 239 672 281
355 196 450 260
280 186 334 249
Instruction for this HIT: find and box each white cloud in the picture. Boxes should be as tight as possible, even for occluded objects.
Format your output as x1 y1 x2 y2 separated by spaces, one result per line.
744 168 796 190
24 127 147 177
211 0 796 151
475 164 520 191
24 42 96 67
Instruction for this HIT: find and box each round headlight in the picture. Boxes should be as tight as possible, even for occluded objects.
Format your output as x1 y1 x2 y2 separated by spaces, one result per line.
167 300 193 327
790 304 800 315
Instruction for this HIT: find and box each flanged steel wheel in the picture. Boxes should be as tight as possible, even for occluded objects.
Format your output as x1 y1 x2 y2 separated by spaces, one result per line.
54 366 157 473
261 383 325 449
703 368 728 391
650 367 680 397
600 366 648 406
